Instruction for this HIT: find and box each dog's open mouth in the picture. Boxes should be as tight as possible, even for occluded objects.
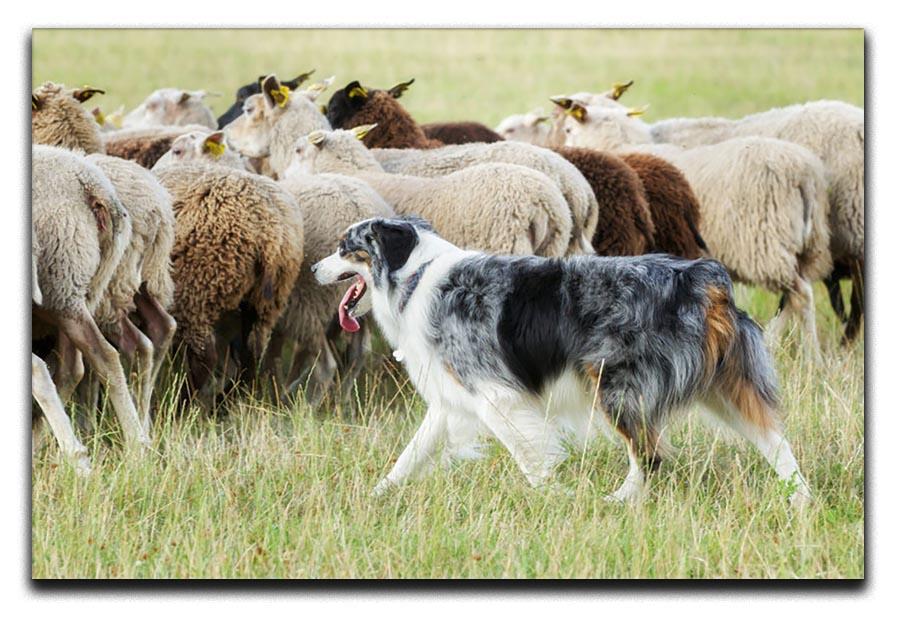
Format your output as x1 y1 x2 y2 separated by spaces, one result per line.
338 274 367 333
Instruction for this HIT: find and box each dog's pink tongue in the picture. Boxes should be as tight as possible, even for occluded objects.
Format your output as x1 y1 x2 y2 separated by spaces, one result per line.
338 278 361 333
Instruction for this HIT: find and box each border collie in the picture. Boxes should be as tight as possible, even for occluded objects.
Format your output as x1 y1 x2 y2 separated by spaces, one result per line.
313 217 812 506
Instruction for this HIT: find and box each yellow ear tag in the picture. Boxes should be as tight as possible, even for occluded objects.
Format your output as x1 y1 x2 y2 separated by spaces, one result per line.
205 139 226 159
568 106 586 121
348 86 368 99
270 84 291 108
93 108 106 125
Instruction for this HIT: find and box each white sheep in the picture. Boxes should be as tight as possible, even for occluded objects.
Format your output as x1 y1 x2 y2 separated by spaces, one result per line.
153 129 254 172
553 102 833 359
298 125 573 258
122 88 218 129
32 239 92 476
650 100 864 343
85 154 177 429
32 145 150 451
372 141 598 255
225 74 334 178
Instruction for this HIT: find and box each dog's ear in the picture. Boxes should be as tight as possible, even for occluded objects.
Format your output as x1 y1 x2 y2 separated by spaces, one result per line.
371 220 418 272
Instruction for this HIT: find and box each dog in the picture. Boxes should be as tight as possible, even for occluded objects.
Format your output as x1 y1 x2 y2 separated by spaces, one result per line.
313 217 812 506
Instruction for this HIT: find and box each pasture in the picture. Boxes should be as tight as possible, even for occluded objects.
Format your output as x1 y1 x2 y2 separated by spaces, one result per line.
31 28 864 579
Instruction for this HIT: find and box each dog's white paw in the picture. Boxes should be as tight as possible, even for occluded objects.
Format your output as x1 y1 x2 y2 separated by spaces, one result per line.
372 478 394 497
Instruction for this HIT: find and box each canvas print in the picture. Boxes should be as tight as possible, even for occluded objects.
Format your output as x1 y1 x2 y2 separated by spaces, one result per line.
30 28 864 579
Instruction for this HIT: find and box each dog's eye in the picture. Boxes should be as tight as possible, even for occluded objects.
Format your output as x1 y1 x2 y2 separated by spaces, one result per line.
365 234 375 244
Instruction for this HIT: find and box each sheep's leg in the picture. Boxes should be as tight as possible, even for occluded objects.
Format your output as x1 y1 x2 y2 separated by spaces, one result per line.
843 258 864 345
56 307 150 452
824 273 848 324
794 276 822 364
112 317 155 435
32 354 91 476
134 287 176 395
285 335 338 409
337 320 371 403
187 334 219 408
53 332 84 403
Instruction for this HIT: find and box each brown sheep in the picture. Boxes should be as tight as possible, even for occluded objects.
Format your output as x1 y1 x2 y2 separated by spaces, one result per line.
422 121 504 145
153 163 304 401
619 152 708 259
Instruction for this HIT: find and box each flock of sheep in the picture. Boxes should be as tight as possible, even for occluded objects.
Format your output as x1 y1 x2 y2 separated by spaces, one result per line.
30 72 864 475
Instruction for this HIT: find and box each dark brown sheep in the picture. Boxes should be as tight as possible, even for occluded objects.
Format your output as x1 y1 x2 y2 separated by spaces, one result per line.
619 152 708 259
325 81 443 149
422 121 504 145
554 147 655 255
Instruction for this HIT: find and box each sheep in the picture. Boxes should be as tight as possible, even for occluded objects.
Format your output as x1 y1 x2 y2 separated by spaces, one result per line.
324 79 444 149
322 81 597 255
225 74 335 179
649 100 864 343
153 162 304 401
496 107 708 259
103 123 213 169
274 152 396 404
122 88 218 129
84 153 177 428
32 145 150 450
373 142 598 255
153 129 254 172
297 125 573 258
218 70 317 129
32 239 92 476
32 82 105 153
157 131 390 404
554 101 832 358
421 121 504 145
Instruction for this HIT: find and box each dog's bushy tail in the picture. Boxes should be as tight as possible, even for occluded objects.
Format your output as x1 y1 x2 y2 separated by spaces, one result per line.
705 284 781 432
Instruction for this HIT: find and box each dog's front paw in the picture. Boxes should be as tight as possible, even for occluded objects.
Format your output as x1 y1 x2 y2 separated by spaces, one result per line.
372 478 395 497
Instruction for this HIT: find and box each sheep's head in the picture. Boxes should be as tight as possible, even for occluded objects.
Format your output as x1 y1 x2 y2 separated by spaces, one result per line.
562 80 635 109
325 79 414 127
122 88 218 129
225 74 331 162
31 82 105 153
287 125 379 176
154 130 248 172
551 96 651 150
217 69 316 128
495 109 553 145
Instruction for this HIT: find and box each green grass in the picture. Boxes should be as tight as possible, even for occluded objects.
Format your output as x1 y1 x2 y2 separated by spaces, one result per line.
31 29 864 579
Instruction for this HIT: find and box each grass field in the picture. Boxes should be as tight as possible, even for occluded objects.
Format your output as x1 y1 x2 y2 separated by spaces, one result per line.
31 29 864 579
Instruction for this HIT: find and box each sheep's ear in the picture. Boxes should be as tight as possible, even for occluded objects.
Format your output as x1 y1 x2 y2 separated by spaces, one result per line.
107 105 125 128
72 86 105 103
550 96 587 122
203 131 226 158
302 76 334 101
345 80 368 101
626 104 650 117
307 130 327 147
262 74 290 109
532 114 550 126
609 80 634 101
284 69 315 91
178 91 192 105
32 93 43 111
387 79 415 99
319 104 327 115
351 123 377 141
91 107 105 125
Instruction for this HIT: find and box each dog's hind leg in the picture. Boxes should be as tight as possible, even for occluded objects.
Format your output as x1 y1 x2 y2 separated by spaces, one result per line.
602 408 662 504
474 395 565 487
373 402 448 496
703 390 812 508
